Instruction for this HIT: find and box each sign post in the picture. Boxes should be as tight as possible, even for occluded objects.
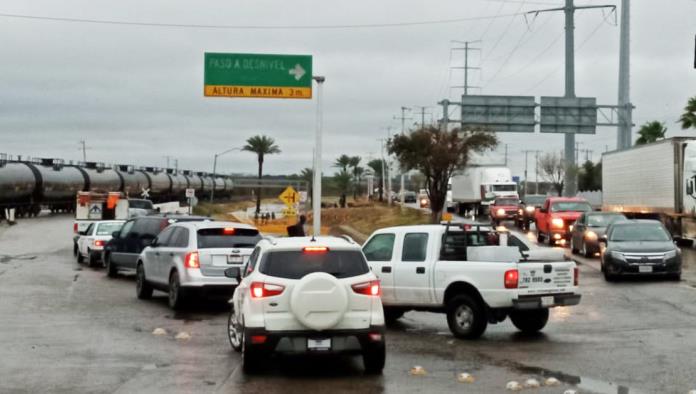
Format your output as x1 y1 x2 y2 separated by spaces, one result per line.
185 188 195 215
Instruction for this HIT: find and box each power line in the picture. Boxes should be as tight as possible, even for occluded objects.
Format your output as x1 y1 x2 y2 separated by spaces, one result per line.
481 0 529 64
0 11 529 30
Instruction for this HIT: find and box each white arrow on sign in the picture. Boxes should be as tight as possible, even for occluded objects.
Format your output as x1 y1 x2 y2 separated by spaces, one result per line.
141 188 150 199
288 64 306 81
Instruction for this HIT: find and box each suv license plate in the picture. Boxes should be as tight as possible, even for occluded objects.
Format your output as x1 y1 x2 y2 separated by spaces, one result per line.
639 265 653 273
227 255 242 264
540 296 554 307
307 338 331 351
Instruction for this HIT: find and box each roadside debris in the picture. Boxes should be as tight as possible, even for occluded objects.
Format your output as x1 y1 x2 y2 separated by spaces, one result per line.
506 381 523 391
524 378 541 388
409 366 427 376
175 331 191 340
544 377 561 386
152 328 167 336
457 372 475 383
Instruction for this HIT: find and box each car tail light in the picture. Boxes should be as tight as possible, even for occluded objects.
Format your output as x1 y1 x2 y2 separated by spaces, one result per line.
303 246 328 253
574 267 579 286
184 251 200 269
94 240 105 247
352 280 381 296
504 269 519 289
250 282 285 298
250 335 267 344
223 227 235 235
73 223 78 233
368 332 383 342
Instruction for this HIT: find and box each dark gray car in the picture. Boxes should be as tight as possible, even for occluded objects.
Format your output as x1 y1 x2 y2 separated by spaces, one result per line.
600 220 681 281
570 212 626 257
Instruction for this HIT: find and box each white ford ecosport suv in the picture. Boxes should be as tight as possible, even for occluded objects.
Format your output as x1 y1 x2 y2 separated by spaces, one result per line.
224 236 386 373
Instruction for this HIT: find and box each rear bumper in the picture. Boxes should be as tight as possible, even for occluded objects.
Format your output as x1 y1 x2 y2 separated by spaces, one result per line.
245 325 386 355
180 268 239 287
513 293 582 310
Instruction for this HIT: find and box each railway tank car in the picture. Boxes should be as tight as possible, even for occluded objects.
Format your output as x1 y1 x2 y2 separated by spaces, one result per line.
81 162 121 193
115 164 149 198
0 158 40 216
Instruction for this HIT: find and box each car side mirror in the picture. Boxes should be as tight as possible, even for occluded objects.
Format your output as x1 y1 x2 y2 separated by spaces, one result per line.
150 239 158 248
112 231 120 239
539 208 547 213
224 267 242 282
599 235 608 245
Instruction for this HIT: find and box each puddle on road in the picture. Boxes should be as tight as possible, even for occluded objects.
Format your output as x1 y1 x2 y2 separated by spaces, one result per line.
0 254 37 264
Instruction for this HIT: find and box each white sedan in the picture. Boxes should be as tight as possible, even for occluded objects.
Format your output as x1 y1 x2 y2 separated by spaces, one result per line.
76 220 125 267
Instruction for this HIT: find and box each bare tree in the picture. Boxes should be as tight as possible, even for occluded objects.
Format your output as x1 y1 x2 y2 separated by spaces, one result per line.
539 153 565 196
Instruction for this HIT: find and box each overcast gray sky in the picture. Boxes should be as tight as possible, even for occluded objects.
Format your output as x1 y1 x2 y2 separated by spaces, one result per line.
1 0 694 180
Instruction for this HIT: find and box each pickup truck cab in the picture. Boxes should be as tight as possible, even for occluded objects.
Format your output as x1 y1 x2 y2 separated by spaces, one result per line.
362 223 581 339
489 195 521 226
535 197 592 246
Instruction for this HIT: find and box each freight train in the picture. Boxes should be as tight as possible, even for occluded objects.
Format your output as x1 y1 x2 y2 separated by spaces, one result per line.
0 157 234 218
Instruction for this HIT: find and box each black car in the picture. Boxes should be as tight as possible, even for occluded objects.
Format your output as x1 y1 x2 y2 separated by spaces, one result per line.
600 220 681 281
516 195 546 230
103 215 211 277
570 212 627 257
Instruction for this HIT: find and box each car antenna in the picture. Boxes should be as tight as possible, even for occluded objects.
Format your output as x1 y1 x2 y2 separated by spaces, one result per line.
310 235 316 242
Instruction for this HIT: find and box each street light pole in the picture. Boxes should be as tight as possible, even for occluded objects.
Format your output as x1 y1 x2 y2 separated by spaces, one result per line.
312 76 325 237
210 147 241 202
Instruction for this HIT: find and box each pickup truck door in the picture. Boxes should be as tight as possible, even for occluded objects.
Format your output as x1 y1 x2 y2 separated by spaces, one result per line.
362 233 397 304
394 232 434 305
536 200 550 233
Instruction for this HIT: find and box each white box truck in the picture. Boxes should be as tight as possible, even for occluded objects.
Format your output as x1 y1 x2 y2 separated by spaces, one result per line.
450 166 517 216
602 137 696 242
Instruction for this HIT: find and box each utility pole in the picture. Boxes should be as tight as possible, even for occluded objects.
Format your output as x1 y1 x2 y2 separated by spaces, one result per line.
616 0 633 150
504 144 509 166
528 0 616 197
522 150 541 196
394 106 412 206
450 40 481 96
412 106 432 128
574 141 583 165
163 155 171 169
381 127 394 206
79 140 87 162
312 76 325 236
535 151 541 194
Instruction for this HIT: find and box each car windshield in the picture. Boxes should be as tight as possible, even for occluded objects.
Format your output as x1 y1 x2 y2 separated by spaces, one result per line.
260 250 369 279
491 184 516 192
587 214 624 227
96 222 123 236
495 199 518 206
523 196 546 205
550 201 592 213
129 200 153 209
610 224 671 242
197 228 261 248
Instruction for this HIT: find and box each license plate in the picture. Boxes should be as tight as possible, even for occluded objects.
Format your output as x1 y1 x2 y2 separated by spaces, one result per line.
307 338 331 351
541 296 554 307
639 265 653 273
227 255 243 264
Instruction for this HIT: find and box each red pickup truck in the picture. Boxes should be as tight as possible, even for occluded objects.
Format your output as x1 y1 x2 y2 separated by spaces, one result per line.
535 197 592 246
489 196 521 226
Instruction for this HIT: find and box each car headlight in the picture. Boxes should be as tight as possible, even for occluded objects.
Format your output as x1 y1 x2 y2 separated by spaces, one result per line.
525 206 535 213
610 251 625 261
551 218 564 228
664 249 678 259
496 208 505 217
569 225 573 232
420 198 428 205
518 209 523 215
585 230 598 241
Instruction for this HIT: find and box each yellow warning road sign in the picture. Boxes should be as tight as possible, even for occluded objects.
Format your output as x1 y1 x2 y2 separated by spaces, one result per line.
278 186 299 207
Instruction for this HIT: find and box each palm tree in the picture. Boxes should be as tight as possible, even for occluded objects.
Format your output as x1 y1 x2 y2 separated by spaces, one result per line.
367 159 384 201
635 121 667 145
348 156 362 199
680 96 696 130
242 135 281 214
334 155 352 172
333 170 352 208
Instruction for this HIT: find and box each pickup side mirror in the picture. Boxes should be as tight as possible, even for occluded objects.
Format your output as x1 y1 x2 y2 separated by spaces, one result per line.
112 231 120 239
599 235 608 245
224 267 242 282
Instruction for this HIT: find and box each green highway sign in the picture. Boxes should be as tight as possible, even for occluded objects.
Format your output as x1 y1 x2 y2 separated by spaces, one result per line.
204 53 313 99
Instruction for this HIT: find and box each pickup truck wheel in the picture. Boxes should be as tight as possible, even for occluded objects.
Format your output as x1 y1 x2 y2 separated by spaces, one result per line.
135 264 153 300
105 254 118 278
446 295 487 339
362 342 386 374
536 232 544 243
510 309 549 333
383 307 405 325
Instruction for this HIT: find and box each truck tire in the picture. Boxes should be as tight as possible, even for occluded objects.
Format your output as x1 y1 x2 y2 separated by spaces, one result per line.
383 307 405 325
362 342 386 374
135 263 153 300
446 294 487 339
509 309 549 333
105 254 118 278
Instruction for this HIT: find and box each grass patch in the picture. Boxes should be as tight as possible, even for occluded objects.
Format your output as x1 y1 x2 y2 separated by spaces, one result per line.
321 204 430 237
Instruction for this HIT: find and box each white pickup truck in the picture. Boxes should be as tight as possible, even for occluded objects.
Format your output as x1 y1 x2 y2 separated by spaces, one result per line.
361 223 581 339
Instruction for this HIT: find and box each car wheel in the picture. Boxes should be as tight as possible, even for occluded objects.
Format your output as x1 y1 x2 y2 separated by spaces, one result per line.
669 273 682 281
168 271 186 310
136 264 153 300
570 238 578 254
446 294 487 339
363 342 386 374
73 243 78 257
242 327 263 373
105 254 117 278
547 234 555 246
582 242 592 258
76 249 84 264
87 249 96 267
383 307 405 325
537 232 544 243
509 309 549 333
603 264 617 282
228 308 243 352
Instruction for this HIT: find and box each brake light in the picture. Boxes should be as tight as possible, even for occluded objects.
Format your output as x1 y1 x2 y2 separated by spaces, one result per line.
250 282 285 298
250 335 267 344
352 280 381 296
504 269 519 289
574 267 579 286
94 240 105 247
303 246 328 253
73 223 78 233
184 251 199 269
223 227 235 235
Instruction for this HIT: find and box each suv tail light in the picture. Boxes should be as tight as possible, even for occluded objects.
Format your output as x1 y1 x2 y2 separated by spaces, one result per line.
184 251 200 269
574 267 579 286
94 240 105 247
250 282 285 298
352 280 381 296
504 269 519 289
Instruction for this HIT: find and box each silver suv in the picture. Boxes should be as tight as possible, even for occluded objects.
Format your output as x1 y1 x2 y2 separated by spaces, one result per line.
136 221 261 309
225 236 386 373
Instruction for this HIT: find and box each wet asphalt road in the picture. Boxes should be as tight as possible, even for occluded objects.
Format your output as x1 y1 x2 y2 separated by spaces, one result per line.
1 215 696 394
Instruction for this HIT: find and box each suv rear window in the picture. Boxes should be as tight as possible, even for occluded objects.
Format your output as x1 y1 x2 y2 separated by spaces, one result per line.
260 250 369 279
197 228 261 248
